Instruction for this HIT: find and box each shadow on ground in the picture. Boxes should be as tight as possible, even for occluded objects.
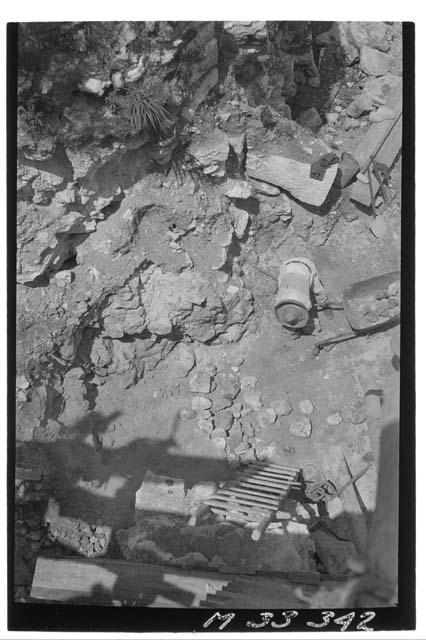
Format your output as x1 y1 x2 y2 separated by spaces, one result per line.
17 411 233 530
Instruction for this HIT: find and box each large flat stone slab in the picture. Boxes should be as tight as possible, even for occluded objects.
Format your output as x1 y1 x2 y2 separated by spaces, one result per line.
246 152 338 207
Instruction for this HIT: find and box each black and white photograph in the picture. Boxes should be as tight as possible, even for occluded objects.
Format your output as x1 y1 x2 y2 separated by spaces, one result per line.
8 17 415 633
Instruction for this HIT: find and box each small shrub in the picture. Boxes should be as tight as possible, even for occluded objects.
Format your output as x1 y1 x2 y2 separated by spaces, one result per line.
129 94 175 136
107 84 175 139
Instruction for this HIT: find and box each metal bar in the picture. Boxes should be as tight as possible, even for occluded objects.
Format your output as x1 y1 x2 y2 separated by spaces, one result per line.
314 330 357 349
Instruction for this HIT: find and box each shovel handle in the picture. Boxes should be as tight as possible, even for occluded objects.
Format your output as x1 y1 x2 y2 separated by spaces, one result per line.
316 300 344 311
314 330 357 349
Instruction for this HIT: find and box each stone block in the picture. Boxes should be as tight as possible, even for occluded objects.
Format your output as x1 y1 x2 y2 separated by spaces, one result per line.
135 471 186 519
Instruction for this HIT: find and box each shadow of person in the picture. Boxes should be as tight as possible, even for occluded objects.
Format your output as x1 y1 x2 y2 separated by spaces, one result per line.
18 411 231 532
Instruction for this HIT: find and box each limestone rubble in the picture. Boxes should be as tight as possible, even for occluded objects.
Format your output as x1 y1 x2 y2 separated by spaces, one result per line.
15 21 402 606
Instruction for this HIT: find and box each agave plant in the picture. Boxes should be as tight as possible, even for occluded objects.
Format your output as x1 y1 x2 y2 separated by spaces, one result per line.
129 93 175 137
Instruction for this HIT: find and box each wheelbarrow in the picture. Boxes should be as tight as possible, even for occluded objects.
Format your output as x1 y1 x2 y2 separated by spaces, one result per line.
313 271 400 351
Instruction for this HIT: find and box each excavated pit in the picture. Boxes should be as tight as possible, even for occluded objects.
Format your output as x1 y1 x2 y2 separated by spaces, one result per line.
15 20 402 608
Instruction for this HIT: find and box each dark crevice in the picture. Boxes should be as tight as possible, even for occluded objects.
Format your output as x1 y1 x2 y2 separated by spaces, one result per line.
56 253 77 272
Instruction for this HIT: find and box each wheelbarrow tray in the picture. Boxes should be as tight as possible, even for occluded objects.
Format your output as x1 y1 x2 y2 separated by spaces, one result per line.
342 270 401 333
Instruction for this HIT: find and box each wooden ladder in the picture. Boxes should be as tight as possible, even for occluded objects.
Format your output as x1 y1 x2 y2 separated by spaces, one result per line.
188 461 302 541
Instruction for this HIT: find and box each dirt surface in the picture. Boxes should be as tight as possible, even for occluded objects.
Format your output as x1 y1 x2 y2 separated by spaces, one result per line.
15 21 402 606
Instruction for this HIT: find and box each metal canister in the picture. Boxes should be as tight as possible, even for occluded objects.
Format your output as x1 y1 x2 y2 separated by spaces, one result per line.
274 257 325 330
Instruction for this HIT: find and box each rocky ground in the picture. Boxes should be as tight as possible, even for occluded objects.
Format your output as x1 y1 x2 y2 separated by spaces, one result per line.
15 21 401 604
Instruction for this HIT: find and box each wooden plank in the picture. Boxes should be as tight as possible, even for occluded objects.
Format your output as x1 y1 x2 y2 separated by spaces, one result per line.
349 79 402 172
235 474 290 491
209 507 252 522
321 447 369 555
226 483 284 500
251 465 299 479
350 115 402 206
238 470 299 487
31 556 230 608
200 575 310 609
27 557 324 612
205 501 263 518
235 480 284 495
246 152 338 207
218 488 280 507
240 468 294 481
252 513 273 541
343 449 377 528
205 495 273 513
257 462 300 472
16 467 42 481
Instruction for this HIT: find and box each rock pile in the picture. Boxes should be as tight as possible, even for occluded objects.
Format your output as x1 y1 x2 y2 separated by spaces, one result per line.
45 498 112 559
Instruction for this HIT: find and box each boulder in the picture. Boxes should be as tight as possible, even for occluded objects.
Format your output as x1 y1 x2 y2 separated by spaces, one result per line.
223 21 267 43
190 37 218 85
184 481 217 514
188 128 229 177
312 530 357 575
346 93 375 118
223 179 252 200
298 107 322 130
251 178 281 196
247 152 338 208
347 22 390 53
359 75 401 101
359 46 392 76
369 106 395 122
271 398 293 416
316 23 359 66
191 67 219 110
